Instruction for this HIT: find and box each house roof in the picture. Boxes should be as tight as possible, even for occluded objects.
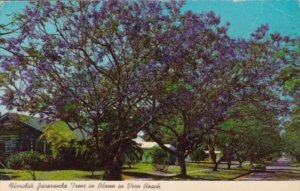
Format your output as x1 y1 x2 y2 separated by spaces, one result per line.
0 113 84 139
136 141 176 151
139 142 158 149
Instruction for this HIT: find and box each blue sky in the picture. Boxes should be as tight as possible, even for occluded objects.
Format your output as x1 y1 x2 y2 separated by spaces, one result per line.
1 0 299 38
0 0 300 114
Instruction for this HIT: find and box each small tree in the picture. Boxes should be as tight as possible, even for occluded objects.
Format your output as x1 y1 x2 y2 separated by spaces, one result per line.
190 147 207 164
151 147 172 172
124 141 143 168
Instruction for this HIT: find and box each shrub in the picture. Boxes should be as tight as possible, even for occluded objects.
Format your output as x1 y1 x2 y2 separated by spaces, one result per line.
7 151 48 170
52 146 77 169
125 143 143 168
190 147 207 164
151 147 172 172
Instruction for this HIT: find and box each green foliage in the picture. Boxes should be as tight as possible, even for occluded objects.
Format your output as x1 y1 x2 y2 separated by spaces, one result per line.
42 126 89 170
274 49 286 59
283 111 300 161
251 162 266 172
284 77 300 93
7 151 48 170
125 143 143 168
42 126 81 159
190 147 207 163
218 102 282 162
151 147 173 172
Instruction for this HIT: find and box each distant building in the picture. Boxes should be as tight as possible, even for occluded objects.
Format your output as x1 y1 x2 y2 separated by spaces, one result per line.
133 131 176 163
0 113 48 159
0 113 81 160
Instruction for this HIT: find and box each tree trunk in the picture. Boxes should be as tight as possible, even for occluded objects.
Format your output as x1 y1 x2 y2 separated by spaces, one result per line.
226 152 232 170
237 155 244 167
103 153 123 180
227 160 231 169
103 145 125 180
212 156 224 171
238 161 243 167
209 146 217 164
249 155 255 165
178 156 187 178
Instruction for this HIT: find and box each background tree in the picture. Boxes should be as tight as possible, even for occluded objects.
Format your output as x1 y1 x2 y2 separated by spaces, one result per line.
206 25 291 171
283 106 300 161
277 39 300 161
216 102 282 170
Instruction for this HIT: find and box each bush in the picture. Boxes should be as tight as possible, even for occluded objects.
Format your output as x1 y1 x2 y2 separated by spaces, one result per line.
190 147 207 163
7 151 48 170
151 147 172 172
52 146 77 169
125 143 143 168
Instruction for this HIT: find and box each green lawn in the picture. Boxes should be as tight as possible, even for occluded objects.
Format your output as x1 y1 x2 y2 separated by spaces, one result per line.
0 169 104 180
292 162 300 167
122 161 251 180
0 161 251 180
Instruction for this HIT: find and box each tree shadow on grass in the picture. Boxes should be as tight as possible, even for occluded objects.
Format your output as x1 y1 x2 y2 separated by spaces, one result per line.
82 174 103 180
122 171 202 180
0 171 20 180
122 171 176 180
270 163 293 167
213 168 247 172
122 167 139 170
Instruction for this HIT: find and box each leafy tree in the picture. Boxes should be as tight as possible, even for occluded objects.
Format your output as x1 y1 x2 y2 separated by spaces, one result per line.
216 103 282 170
283 106 300 161
42 126 80 159
278 39 300 161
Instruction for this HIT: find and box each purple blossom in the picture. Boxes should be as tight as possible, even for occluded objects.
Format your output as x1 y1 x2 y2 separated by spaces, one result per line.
58 40 67 49
271 33 282 42
283 36 290 43
251 24 269 40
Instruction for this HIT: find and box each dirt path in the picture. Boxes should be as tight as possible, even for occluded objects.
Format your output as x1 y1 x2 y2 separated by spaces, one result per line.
236 157 300 180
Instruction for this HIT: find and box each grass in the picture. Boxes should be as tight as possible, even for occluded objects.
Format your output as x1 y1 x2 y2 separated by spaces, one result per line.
292 162 300 167
0 161 251 180
122 161 251 180
0 169 104 180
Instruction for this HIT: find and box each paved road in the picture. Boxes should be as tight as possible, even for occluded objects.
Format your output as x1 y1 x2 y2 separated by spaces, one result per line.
236 157 300 181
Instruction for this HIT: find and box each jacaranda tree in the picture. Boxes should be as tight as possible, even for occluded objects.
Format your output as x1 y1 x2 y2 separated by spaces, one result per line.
144 10 245 177
206 25 292 171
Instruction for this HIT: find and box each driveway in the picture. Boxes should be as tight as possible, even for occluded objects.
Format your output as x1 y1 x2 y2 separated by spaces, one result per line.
236 157 300 180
